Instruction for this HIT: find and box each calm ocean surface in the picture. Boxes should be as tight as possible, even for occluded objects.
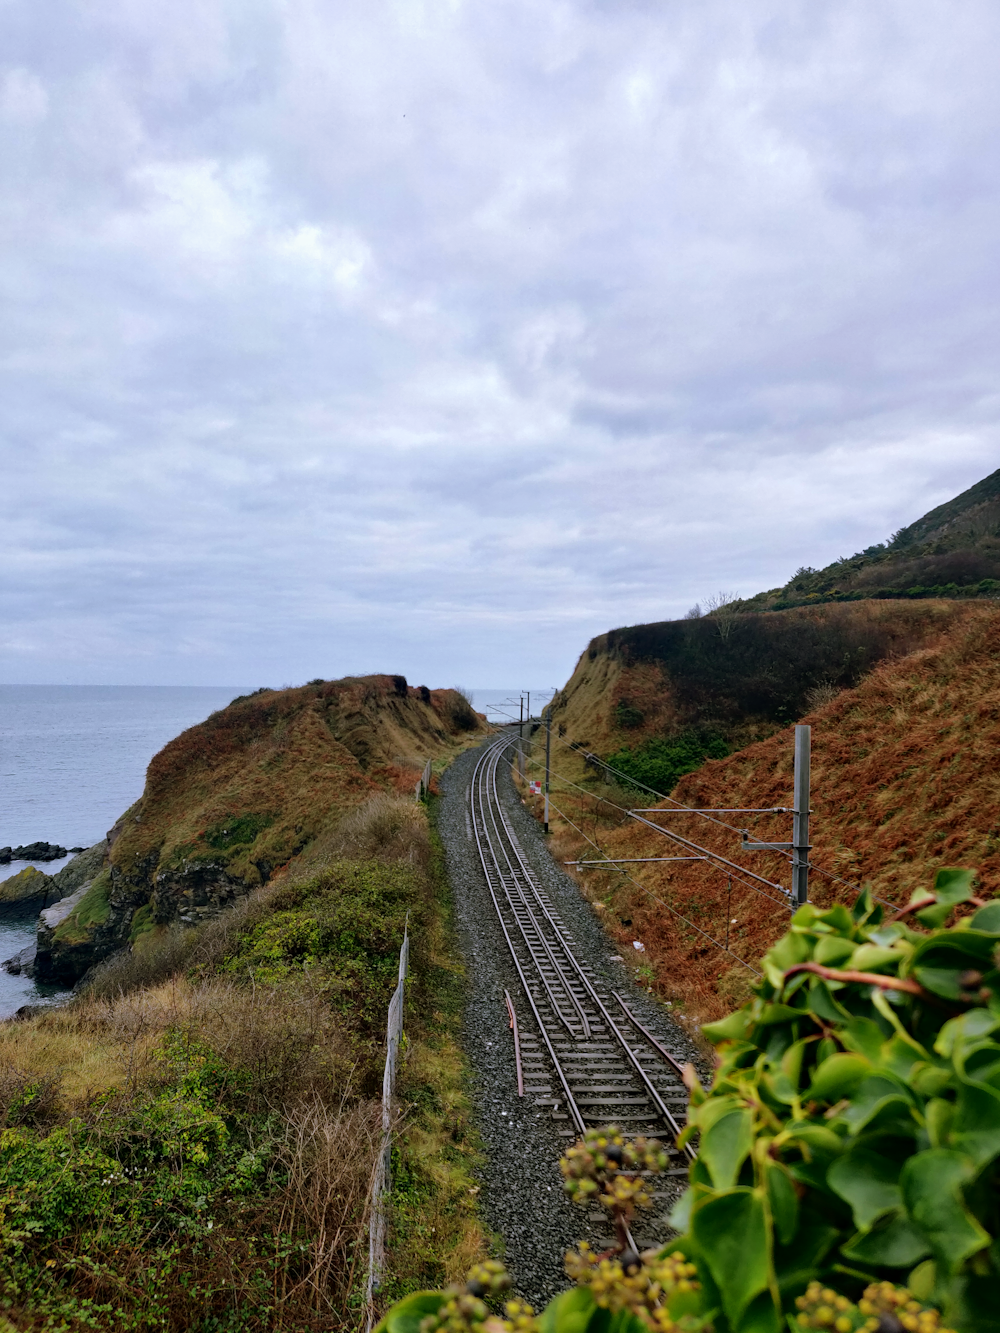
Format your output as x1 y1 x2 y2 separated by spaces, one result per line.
0 685 242 1016
0 684 540 1017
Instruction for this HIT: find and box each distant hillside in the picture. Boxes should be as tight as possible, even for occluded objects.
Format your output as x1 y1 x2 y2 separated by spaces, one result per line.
538 604 1000 1026
35 675 483 983
551 599 975 771
741 466 1000 611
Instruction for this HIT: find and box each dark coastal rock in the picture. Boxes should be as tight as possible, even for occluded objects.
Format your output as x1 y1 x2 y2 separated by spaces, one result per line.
0 866 57 905
3 941 37 975
0 841 71 864
28 842 112 985
49 841 107 898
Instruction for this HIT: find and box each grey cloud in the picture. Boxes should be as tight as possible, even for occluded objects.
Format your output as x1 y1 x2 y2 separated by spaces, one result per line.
1 0 998 685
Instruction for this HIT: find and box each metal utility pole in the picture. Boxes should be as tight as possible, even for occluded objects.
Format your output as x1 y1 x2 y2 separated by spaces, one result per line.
792 724 811 906
739 722 812 906
544 704 552 834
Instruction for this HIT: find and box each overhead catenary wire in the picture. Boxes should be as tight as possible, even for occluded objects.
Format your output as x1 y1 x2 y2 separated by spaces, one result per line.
532 717 895 910
543 795 761 976
525 755 794 911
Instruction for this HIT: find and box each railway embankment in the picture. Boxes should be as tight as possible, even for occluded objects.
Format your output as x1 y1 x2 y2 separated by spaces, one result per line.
437 735 705 1308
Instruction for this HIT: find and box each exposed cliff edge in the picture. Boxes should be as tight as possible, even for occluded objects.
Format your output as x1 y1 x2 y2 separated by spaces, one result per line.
32 675 483 985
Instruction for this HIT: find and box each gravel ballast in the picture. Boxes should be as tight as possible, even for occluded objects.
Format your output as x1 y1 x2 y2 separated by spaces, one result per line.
436 734 708 1308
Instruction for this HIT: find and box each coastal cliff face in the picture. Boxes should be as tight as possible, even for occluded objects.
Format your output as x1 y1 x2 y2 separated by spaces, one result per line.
33 675 482 984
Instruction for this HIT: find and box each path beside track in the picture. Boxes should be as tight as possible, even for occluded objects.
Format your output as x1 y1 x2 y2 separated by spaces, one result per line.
437 733 706 1307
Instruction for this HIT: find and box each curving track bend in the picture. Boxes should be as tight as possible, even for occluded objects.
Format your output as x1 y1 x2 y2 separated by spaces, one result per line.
470 736 692 1170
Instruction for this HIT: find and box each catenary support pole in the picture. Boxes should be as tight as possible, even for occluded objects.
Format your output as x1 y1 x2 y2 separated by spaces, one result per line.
792 724 811 906
544 705 552 834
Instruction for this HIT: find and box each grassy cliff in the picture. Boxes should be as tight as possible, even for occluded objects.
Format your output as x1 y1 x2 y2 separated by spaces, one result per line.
1 739 485 1331
36 676 483 984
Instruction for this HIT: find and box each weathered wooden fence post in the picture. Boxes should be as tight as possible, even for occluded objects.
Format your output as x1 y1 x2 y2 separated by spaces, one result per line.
365 921 409 1329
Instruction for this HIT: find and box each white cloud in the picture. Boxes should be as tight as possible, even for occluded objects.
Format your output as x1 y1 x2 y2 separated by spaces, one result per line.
0 0 998 685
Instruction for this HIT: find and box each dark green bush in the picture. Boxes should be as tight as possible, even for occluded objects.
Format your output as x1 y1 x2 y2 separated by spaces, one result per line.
605 730 729 796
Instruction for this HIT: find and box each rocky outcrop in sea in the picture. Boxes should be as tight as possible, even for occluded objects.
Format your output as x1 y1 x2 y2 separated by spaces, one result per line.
0 841 84 864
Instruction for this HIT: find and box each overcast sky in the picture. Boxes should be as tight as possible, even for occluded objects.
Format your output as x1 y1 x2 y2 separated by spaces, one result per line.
2 0 998 689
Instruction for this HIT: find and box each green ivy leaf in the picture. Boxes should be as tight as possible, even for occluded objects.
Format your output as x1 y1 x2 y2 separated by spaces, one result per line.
900 1149 990 1273
691 1189 772 1329
971 902 1000 934
377 1292 447 1333
841 1208 931 1268
765 1162 799 1245
805 1054 870 1104
950 1080 1000 1172
813 935 856 967
702 1009 753 1045
827 1148 902 1229
700 1108 753 1189
838 1074 913 1134
839 1016 887 1063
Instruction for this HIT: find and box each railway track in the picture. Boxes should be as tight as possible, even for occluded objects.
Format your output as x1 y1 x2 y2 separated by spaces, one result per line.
469 735 693 1215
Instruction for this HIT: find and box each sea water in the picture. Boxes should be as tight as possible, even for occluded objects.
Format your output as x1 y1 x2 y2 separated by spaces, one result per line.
0 685 241 1017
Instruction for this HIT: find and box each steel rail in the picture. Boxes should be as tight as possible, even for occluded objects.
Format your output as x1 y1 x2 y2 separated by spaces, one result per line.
475 749 586 1040
487 742 689 1147
471 734 689 1150
483 751 593 1039
470 740 587 1133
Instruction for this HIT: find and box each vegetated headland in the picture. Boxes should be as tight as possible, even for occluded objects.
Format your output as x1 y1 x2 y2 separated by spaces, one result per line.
517 466 1000 1032
0 676 489 1332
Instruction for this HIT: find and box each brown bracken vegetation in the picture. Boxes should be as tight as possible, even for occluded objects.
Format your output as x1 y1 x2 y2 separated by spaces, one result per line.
522 604 1000 1033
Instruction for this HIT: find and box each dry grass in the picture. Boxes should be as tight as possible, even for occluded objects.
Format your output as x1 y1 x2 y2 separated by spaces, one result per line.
294 793 432 877
276 1094 384 1312
529 605 1000 1033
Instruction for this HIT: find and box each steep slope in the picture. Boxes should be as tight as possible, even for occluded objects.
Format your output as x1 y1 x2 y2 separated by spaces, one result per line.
540 605 1000 1026
551 598 975 760
35 675 484 982
741 465 1000 610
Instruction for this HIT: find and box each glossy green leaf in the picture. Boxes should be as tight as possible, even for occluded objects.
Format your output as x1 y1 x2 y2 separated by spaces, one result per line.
819 904 855 934
933 868 978 905
837 1074 912 1134
841 1209 931 1268
901 1149 990 1273
839 1016 887 1062
935 1008 1000 1060
701 1108 753 1189
378 1292 447 1333
734 1288 782 1333
691 1189 770 1328
827 1148 902 1229
782 1123 843 1155
805 979 849 1023
851 944 905 972
971 902 1000 934
538 1285 621 1333
925 1097 955 1148
757 1003 806 1026
951 1080 1000 1171
765 1162 799 1245
806 1053 870 1103
668 1186 695 1232
702 1008 753 1045
814 935 856 967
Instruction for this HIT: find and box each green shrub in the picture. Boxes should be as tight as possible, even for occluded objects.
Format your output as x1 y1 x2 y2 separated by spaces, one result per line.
670 867 999 1333
605 730 729 796
377 869 1000 1333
